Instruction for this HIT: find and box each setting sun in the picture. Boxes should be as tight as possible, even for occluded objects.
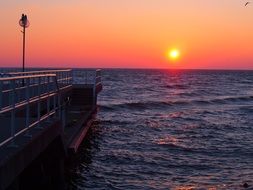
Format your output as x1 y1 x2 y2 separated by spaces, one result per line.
168 49 180 61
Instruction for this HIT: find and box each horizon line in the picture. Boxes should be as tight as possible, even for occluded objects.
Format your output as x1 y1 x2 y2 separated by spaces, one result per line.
1 66 253 71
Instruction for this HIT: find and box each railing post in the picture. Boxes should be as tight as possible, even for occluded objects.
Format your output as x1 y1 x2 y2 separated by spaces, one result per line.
25 77 30 128
71 69 73 85
58 72 61 88
66 71 68 85
64 71 66 85
46 75 50 122
55 76 61 119
8 81 12 108
53 79 57 118
37 77 42 128
86 71 88 84
24 77 32 137
10 80 17 147
0 80 2 111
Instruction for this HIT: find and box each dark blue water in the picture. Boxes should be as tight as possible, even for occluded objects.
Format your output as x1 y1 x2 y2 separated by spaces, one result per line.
69 69 253 190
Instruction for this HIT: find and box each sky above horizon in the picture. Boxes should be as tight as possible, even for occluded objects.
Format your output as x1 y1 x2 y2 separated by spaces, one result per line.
1 0 253 69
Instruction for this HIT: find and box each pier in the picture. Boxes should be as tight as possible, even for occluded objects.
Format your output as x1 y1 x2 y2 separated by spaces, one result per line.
0 69 102 189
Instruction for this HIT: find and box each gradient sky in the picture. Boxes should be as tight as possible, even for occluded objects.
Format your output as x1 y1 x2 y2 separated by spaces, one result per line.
1 0 253 69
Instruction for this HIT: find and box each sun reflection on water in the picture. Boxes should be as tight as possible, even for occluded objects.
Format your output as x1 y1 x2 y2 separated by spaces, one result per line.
156 136 179 145
174 185 219 190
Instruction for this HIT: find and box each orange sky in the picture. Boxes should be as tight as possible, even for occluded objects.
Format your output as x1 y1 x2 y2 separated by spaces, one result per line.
1 1 253 69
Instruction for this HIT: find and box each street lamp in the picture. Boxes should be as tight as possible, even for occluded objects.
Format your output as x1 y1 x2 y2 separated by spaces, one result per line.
19 14 30 73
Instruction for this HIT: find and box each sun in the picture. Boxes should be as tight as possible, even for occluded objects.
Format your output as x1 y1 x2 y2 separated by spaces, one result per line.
167 49 180 61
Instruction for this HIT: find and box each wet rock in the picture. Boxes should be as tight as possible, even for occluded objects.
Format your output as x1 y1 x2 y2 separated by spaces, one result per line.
243 182 249 188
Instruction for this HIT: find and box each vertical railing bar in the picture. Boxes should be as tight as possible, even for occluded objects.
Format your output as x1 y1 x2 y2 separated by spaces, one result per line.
68 70 69 85
57 72 62 89
0 80 2 110
68 71 69 85
62 71 64 87
53 93 56 118
71 69 73 85
63 71 65 86
62 71 64 86
65 71 67 85
31 77 33 97
86 70 88 84
8 80 11 108
55 75 60 119
46 75 50 122
61 72 63 86
94 70 96 85
67 71 69 85
24 77 32 137
63 71 64 87
37 77 41 128
25 77 30 128
57 72 60 89
10 80 16 146
66 71 67 85
64 71 66 85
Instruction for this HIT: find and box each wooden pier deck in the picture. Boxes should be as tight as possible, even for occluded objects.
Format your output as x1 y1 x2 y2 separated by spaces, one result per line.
0 69 102 190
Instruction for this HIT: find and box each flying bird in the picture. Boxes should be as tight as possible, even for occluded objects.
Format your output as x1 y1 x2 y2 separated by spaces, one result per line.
245 2 251 6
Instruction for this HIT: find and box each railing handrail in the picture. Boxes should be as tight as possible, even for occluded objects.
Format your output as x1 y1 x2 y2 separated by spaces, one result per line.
0 74 56 81
8 69 72 75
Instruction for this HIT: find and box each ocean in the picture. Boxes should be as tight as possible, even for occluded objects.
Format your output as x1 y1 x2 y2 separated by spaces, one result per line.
67 69 253 190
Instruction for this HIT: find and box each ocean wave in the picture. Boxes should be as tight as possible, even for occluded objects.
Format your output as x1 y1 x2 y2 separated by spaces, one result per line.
100 101 182 110
163 84 188 89
210 95 253 104
99 95 253 111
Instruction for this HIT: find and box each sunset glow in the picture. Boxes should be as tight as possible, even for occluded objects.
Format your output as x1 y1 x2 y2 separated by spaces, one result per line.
1 1 253 69
168 49 180 61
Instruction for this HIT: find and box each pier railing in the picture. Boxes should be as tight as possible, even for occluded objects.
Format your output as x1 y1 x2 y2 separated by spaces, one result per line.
8 69 72 90
0 74 61 147
73 69 101 85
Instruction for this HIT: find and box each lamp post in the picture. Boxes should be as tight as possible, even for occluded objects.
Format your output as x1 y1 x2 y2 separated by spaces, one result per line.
19 14 30 73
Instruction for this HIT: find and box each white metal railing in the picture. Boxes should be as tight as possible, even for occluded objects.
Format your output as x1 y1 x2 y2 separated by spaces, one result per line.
8 69 72 91
72 69 102 85
0 74 61 147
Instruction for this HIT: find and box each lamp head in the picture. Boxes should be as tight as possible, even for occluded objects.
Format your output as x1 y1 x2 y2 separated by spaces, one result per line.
19 14 30 28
